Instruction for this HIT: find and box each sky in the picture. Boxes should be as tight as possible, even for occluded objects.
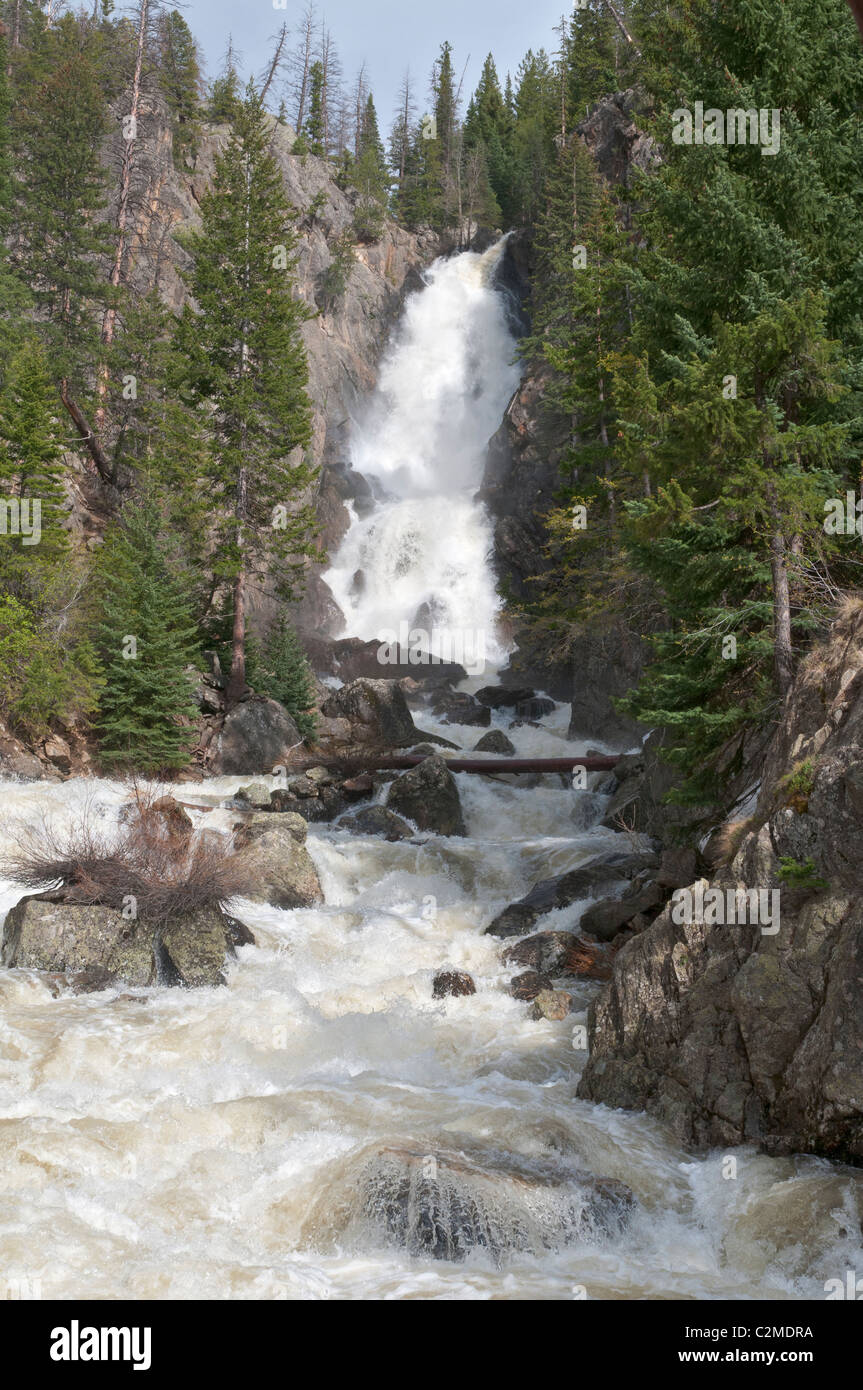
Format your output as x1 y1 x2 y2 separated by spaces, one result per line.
177 0 569 131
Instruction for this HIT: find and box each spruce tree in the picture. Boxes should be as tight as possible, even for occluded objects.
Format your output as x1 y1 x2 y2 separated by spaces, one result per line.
174 83 316 706
0 337 69 576
94 498 200 773
156 9 201 161
248 618 317 740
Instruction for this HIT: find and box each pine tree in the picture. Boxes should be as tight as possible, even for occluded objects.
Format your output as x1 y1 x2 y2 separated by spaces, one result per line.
304 61 326 154
94 497 200 772
174 83 316 706
352 92 389 240
464 55 513 223
0 337 69 576
248 618 317 740
156 9 201 160
14 16 113 472
208 38 240 122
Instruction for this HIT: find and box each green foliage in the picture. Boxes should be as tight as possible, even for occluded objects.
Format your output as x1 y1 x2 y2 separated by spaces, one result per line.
780 759 816 812
93 498 200 772
156 10 201 162
318 230 355 308
777 855 829 892
14 16 112 390
0 593 101 740
248 620 317 741
304 61 326 155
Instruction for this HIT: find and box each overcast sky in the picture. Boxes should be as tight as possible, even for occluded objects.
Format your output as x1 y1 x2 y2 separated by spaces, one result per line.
177 0 568 131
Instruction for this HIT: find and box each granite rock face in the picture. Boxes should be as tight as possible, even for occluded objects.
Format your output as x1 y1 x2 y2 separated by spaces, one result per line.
578 605 863 1163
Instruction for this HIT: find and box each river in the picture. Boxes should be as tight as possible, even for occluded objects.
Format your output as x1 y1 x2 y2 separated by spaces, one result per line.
0 244 860 1301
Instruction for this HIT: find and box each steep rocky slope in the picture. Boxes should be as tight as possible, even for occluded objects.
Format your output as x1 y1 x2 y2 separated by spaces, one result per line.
80 94 439 630
578 601 863 1163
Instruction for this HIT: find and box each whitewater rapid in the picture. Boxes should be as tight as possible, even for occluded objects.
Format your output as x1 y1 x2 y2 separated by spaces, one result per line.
1 246 862 1300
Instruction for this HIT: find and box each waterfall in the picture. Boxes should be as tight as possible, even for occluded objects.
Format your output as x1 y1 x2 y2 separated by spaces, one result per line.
324 240 521 675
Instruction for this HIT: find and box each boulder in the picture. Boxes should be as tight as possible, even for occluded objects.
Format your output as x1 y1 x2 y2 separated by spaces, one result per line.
510 970 553 1001
1 894 235 988
385 755 466 836
475 686 534 709
340 805 414 840
235 782 274 809
232 818 322 908
432 970 476 998
579 881 666 942
485 850 657 937
430 690 490 727
329 1144 634 1263
320 678 417 747
530 988 573 1021
503 931 612 981
210 697 303 776
473 729 516 756
234 810 307 844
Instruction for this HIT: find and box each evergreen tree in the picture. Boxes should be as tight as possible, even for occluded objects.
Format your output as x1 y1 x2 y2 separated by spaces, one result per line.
248 618 317 740
464 55 513 223
156 9 201 160
174 84 316 706
304 61 326 154
15 17 112 452
208 39 240 122
94 497 200 772
352 92 389 240
0 337 69 576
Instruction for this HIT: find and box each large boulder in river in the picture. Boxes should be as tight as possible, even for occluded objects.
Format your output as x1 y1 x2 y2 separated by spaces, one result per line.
1 894 235 987
311 1144 634 1263
232 816 323 909
210 696 303 775
473 729 516 755
320 678 418 747
340 805 414 840
385 754 466 836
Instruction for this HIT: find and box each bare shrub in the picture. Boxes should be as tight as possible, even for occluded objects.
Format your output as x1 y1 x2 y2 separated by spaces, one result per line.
0 785 253 928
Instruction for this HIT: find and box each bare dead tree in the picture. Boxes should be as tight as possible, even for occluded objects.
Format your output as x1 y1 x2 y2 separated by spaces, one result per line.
287 0 317 131
259 22 288 106
390 69 415 188
352 61 368 160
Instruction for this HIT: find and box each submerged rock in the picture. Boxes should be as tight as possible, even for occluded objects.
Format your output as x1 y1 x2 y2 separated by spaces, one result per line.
432 970 476 999
385 754 466 836
485 849 657 938
324 1144 634 1264
340 805 414 840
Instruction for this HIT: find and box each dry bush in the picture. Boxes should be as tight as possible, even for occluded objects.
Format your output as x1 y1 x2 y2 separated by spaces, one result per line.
0 784 253 928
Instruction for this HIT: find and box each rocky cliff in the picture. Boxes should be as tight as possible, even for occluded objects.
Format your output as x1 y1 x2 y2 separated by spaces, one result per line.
82 94 440 633
578 600 863 1164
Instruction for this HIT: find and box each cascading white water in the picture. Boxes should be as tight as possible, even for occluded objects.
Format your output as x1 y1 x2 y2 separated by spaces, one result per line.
1 248 862 1301
324 240 521 673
